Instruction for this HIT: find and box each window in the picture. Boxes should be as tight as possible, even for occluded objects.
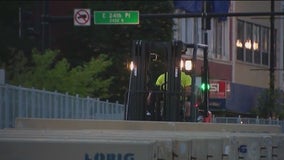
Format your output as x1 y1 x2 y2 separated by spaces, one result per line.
212 20 223 58
261 27 269 65
173 9 230 60
173 9 202 44
253 25 261 64
245 23 253 63
236 19 271 66
209 18 229 60
236 20 244 61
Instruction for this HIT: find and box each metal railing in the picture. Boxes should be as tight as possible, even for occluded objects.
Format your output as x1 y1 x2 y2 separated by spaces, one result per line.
0 84 125 129
213 116 284 133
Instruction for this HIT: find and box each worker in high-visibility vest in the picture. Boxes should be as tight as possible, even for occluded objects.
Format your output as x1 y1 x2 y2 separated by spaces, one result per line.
147 71 192 121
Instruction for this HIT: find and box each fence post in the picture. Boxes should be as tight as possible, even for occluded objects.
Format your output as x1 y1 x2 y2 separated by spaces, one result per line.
17 86 23 118
237 115 241 123
112 102 116 119
93 98 98 119
48 92 52 118
4 85 10 128
86 96 91 119
41 89 46 118
54 91 58 118
212 114 215 123
90 98 95 119
36 90 41 118
64 93 69 119
75 94 80 119
31 87 36 118
105 100 108 119
82 96 86 119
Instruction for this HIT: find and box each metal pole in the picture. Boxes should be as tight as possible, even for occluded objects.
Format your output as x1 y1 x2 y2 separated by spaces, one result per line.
189 18 199 122
190 44 197 122
42 12 284 22
269 0 275 117
19 8 22 39
41 0 49 51
125 68 133 120
202 0 209 117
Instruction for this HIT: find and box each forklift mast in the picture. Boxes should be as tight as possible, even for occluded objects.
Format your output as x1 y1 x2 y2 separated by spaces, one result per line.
125 40 185 121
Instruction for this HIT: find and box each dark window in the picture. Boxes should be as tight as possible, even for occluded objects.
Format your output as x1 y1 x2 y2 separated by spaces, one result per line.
261 27 269 65
213 19 222 58
253 25 261 64
245 23 253 63
236 20 244 61
236 20 271 66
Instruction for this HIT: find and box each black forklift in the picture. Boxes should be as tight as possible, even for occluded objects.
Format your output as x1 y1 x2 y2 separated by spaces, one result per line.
125 40 209 122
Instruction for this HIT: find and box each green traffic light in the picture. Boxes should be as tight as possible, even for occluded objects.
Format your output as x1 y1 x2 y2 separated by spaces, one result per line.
200 83 210 91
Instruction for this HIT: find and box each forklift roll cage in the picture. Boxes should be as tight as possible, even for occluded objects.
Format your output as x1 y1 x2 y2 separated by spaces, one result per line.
125 40 208 121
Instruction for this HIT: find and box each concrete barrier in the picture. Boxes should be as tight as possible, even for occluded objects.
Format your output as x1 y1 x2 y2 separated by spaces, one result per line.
15 118 282 133
0 118 283 160
270 134 284 159
0 138 165 160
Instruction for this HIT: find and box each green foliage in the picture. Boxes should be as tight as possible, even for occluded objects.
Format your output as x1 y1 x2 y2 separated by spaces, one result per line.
9 49 113 98
4 48 28 81
255 89 284 119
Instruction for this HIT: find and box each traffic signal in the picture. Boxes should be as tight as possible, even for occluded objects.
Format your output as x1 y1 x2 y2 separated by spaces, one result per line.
200 83 210 91
200 66 209 92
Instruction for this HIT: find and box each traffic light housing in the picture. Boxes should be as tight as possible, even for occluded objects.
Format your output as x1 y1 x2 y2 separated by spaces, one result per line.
200 67 210 92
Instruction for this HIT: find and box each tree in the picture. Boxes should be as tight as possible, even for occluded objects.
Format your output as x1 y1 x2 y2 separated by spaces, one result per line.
8 49 113 98
255 89 284 119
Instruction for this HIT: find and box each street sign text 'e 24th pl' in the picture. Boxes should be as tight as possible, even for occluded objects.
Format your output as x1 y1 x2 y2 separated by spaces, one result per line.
94 11 139 25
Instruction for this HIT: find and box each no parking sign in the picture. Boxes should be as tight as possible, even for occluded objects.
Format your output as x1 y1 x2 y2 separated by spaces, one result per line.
74 9 91 26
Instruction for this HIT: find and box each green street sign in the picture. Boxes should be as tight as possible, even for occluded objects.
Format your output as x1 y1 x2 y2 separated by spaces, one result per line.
94 11 139 25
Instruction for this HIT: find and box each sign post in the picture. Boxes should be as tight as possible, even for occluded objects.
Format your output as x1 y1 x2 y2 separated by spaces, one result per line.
94 11 139 25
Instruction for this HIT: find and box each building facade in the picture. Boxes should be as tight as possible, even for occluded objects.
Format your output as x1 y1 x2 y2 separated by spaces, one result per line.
174 0 284 115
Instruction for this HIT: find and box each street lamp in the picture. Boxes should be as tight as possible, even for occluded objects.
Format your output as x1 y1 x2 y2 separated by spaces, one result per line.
128 61 137 76
180 54 193 71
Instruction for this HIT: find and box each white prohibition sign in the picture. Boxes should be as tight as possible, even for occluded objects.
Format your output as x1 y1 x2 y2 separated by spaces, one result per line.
74 9 90 26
